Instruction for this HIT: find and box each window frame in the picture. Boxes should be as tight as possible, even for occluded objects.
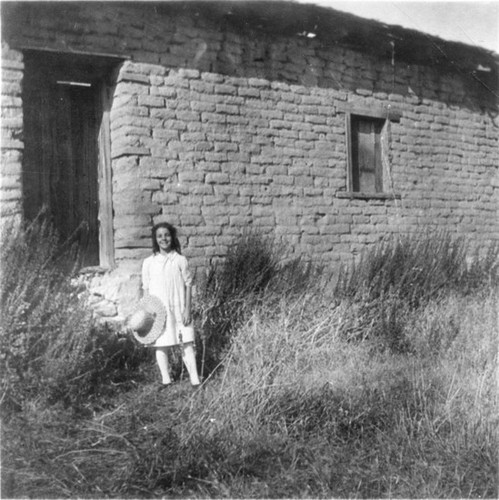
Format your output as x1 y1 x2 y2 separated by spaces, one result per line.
339 102 402 200
347 113 386 193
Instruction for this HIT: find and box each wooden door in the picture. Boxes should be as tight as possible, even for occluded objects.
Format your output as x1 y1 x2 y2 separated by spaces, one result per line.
23 53 106 267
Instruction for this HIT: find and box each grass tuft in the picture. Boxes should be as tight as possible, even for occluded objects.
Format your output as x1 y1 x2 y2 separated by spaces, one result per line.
194 230 319 377
334 231 499 351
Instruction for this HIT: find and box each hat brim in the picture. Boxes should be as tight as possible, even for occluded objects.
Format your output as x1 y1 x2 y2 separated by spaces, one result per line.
131 295 167 345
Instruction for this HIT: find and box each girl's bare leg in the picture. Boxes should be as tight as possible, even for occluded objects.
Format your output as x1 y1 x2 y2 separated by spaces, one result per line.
182 342 201 386
155 347 172 385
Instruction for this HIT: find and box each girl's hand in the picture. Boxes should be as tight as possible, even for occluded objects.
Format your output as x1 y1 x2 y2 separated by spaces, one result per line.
182 309 192 326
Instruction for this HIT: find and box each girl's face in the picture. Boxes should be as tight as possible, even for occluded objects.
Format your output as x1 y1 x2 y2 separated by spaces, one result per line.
155 227 173 253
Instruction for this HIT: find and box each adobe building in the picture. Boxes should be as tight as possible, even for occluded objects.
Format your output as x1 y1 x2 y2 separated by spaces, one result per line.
1 1 498 320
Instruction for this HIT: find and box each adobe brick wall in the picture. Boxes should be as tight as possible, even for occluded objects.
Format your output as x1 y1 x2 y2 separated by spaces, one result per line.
1 3 498 320
1 43 24 223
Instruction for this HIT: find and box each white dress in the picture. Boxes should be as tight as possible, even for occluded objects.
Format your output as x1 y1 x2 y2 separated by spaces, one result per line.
141 251 195 347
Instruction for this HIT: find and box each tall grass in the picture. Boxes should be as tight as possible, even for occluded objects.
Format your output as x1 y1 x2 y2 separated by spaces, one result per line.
171 287 497 498
144 231 498 497
0 215 148 415
334 231 498 351
195 230 320 376
1 216 89 410
2 228 497 498
77 284 493 499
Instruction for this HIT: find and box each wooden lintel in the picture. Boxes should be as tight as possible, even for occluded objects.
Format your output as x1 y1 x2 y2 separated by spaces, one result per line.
336 191 402 200
18 45 130 61
336 101 402 122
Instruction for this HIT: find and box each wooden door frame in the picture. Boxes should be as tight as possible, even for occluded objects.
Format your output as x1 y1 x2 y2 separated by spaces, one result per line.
21 48 126 269
98 80 115 268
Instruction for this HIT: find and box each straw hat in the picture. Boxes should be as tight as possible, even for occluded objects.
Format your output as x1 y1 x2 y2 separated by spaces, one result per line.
128 295 166 345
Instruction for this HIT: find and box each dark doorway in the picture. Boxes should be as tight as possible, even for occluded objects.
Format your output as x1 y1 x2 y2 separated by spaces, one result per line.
22 51 118 267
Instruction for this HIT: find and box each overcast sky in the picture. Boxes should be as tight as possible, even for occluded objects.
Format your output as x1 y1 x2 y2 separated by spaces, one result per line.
297 1 499 52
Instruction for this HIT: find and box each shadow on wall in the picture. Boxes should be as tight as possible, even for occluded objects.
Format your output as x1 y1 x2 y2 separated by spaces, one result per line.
160 1 498 115
2 1 497 115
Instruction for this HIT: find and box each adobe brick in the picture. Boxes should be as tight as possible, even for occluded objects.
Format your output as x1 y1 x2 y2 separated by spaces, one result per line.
228 215 252 225
226 116 250 127
118 72 150 84
189 235 215 247
174 110 199 122
248 78 270 88
238 87 261 98
152 130 180 142
175 68 199 79
253 215 275 226
0 160 21 176
1 69 23 83
189 101 216 113
0 199 22 216
189 185 213 196
214 142 238 153
180 132 206 142
216 103 239 114
1 96 21 107
1 116 23 129
206 173 230 184
147 147 178 161
214 84 237 95
160 119 187 131
1 59 23 71
201 112 226 124
163 75 189 88
226 194 251 206
192 142 211 152
118 82 150 95
0 174 21 189
179 171 205 183
201 73 224 83
190 80 215 93
151 86 177 99
227 151 251 163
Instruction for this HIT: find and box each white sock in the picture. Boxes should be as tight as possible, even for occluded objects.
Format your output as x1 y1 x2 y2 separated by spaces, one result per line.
182 343 201 385
155 348 172 385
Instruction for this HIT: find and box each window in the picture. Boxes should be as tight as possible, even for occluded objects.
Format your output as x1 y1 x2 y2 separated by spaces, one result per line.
349 115 385 193
339 103 401 199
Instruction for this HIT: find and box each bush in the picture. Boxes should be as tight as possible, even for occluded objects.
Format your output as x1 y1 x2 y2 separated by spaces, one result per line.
0 216 149 415
195 230 319 377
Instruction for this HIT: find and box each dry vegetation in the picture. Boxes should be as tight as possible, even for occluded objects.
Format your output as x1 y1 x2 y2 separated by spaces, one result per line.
1 220 497 498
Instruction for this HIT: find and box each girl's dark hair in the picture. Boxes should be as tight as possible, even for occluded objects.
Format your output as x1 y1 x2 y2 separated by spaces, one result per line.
152 222 181 254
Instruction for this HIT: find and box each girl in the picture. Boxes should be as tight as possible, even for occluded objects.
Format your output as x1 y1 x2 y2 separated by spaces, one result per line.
142 222 201 389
